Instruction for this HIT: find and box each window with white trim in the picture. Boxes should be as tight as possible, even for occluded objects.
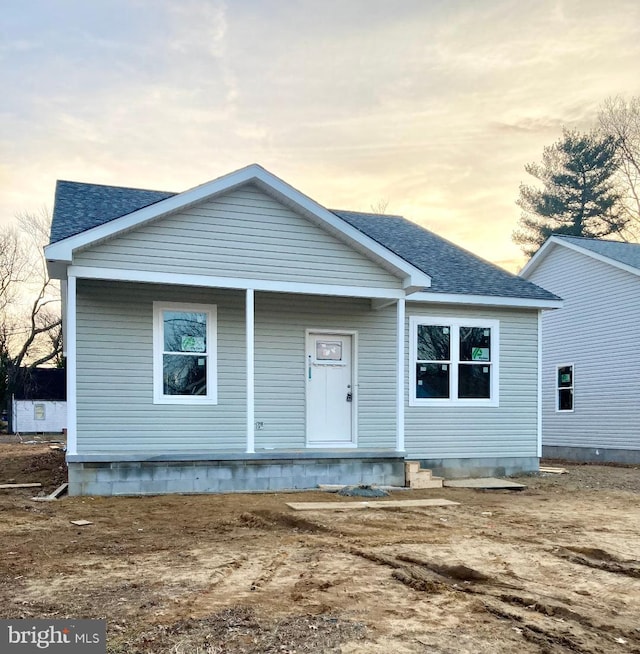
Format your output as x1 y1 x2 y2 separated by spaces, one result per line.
556 364 573 412
153 302 217 404
409 317 499 406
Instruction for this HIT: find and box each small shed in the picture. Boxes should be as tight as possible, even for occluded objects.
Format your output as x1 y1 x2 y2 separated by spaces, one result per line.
12 368 67 434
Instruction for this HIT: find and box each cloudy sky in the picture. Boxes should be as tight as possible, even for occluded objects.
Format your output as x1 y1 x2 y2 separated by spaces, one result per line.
2 0 639 271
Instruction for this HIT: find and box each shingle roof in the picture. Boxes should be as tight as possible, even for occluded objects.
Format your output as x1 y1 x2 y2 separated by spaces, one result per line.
553 235 640 271
50 180 175 243
334 210 558 299
49 180 559 302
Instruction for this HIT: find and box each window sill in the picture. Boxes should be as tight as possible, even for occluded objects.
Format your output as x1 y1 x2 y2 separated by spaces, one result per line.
409 398 499 408
153 396 218 405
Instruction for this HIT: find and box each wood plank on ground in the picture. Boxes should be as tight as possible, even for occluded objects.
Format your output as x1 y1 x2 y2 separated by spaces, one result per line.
443 478 526 490
32 482 69 502
286 498 459 511
539 466 567 474
0 483 42 489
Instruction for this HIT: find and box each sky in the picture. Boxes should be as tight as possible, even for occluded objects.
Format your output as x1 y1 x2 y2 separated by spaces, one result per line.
2 0 640 273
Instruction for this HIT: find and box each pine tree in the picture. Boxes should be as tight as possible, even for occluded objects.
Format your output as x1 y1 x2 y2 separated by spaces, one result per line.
513 129 628 257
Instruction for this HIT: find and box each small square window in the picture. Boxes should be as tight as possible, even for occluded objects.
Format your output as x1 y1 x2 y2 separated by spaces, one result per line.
34 404 46 420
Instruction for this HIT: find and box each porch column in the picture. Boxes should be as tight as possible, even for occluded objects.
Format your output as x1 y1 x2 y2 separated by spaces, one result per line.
537 310 542 458
396 297 405 452
246 288 255 453
66 275 77 456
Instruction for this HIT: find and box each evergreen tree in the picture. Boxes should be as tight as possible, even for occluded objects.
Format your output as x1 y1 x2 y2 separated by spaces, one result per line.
514 129 628 257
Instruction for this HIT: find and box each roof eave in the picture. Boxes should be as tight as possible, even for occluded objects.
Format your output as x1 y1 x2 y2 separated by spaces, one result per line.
408 290 563 309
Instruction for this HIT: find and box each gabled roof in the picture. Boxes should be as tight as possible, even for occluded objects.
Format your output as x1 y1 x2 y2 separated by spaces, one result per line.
46 164 559 304
520 234 640 280
46 164 431 293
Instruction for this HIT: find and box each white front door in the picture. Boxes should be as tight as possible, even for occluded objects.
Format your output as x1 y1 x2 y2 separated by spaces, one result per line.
306 332 354 446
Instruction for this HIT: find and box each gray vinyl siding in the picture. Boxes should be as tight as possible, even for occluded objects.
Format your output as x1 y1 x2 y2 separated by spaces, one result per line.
76 280 246 452
404 304 539 459
526 247 640 451
254 294 396 449
73 185 401 289
76 282 397 453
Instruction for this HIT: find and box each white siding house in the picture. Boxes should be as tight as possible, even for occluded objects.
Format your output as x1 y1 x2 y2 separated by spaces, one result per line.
46 164 560 495
11 368 67 434
520 235 640 463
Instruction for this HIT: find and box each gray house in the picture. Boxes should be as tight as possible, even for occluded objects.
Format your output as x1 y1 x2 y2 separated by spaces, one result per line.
520 235 640 464
45 164 560 495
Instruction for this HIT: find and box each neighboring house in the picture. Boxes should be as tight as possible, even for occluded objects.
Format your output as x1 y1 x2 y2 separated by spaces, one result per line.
45 164 560 496
12 368 67 434
520 235 640 464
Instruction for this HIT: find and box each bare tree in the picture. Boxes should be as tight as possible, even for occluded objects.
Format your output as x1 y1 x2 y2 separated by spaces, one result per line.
599 96 640 240
370 198 390 215
0 209 62 428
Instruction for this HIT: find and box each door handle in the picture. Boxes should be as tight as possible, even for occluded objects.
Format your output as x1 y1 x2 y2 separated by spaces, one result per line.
346 392 352 402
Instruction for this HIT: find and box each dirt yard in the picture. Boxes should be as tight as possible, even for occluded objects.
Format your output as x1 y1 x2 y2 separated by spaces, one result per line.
1 444 640 653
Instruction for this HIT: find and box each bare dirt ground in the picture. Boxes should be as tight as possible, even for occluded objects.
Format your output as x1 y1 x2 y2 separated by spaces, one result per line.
1 444 640 653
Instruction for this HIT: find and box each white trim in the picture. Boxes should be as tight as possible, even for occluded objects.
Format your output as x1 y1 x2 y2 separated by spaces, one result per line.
555 362 575 413
305 329 358 448
396 299 406 452
66 265 406 300
520 235 640 280
66 275 77 456
537 311 542 457
45 164 431 290
152 301 218 404
408 291 562 310
408 316 500 407
246 289 255 454
61 280 68 358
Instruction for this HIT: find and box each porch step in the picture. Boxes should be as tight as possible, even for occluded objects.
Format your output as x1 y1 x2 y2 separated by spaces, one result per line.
405 461 444 489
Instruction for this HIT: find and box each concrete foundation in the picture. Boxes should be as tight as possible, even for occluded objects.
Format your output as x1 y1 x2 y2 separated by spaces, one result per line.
66 450 406 496
416 456 539 479
543 445 640 465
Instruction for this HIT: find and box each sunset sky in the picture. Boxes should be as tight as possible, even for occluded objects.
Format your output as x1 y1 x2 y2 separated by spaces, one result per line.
2 0 639 272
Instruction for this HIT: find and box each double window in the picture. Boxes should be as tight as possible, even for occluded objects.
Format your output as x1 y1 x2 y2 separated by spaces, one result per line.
153 302 217 404
409 317 499 406
556 364 574 412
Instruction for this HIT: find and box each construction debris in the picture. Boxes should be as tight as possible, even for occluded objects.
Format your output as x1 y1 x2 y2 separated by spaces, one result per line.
539 466 568 474
286 499 459 511
70 520 93 526
337 485 389 498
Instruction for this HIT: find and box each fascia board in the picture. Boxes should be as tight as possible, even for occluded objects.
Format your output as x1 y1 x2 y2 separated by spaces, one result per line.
408 291 563 310
518 237 558 278
44 163 432 289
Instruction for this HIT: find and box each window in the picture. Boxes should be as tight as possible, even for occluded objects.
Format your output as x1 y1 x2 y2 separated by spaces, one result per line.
556 364 574 412
153 302 217 404
409 317 499 406
34 403 46 420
